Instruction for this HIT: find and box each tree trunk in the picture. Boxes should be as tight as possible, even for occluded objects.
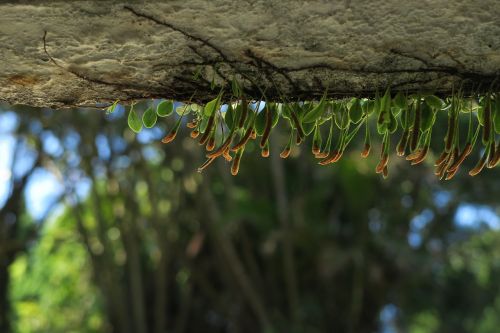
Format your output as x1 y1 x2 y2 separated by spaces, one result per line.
0 259 12 333
0 1 499 108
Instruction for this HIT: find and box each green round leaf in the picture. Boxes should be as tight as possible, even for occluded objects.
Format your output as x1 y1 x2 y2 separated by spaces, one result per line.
302 120 316 135
424 95 444 110
282 104 292 120
297 103 311 119
254 108 267 135
377 108 390 126
332 103 344 129
204 95 221 117
142 107 157 128
303 100 327 123
157 100 174 117
477 105 485 126
127 107 142 133
460 98 479 113
380 88 392 115
388 111 398 133
421 102 436 132
494 99 500 134
340 106 350 129
271 104 280 128
190 104 201 112
224 104 235 130
364 99 376 115
199 114 209 133
391 106 401 117
233 104 243 128
312 123 322 147
106 101 119 114
176 104 191 116
393 91 406 109
349 98 363 124
377 121 388 135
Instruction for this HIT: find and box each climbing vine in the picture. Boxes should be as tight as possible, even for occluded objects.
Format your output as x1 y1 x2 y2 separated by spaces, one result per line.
113 86 500 179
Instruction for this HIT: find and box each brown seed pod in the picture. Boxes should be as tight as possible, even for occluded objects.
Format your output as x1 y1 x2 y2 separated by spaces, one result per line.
469 148 489 176
280 147 291 159
435 147 456 177
231 149 243 175
318 150 341 165
261 146 270 158
438 150 456 180
250 129 257 140
437 167 447 180
410 146 429 165
333 151 343 163
297 133 304 145
199 113 216 145
435 160 447 177
396 129 409 156
206 135 215 151
375 153 389 174
290 111 305 141
197 157 216 173
206 133 235 158
260 105 273 148
406 149 422 161
360 143 371 158
448 143 472 172
186 120 198 129
452 146 460 161
231 126 253 152
332 150 344 163
315 151 329 159
312 142 321 155
161 131 177 144
434 151 449 167
190 129 200 138
223 147 233 162
449 146 460 169
486 140 496 168
490 141 500 167
445 165 460 180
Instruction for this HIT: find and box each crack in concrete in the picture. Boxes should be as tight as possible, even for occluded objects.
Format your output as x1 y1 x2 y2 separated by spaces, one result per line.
123 5 281 96
187 45 230 85
124 5 233 66
244 49 300 93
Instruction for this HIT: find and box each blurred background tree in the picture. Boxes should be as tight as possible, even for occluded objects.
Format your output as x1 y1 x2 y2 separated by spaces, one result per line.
0 103 499 333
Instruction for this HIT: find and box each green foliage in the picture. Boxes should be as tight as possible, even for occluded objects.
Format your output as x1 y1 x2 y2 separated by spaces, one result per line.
302 93 327 123
105 100 119 114
10 212 104 333
142 106 157 128
203 93 223 117
156 100 174 117
120 90 500 178
127 104 142 133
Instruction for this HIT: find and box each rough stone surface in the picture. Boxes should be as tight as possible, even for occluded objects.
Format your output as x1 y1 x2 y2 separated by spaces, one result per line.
0 0 499 108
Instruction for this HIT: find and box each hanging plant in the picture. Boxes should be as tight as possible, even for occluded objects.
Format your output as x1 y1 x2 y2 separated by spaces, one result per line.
115 87 500 179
